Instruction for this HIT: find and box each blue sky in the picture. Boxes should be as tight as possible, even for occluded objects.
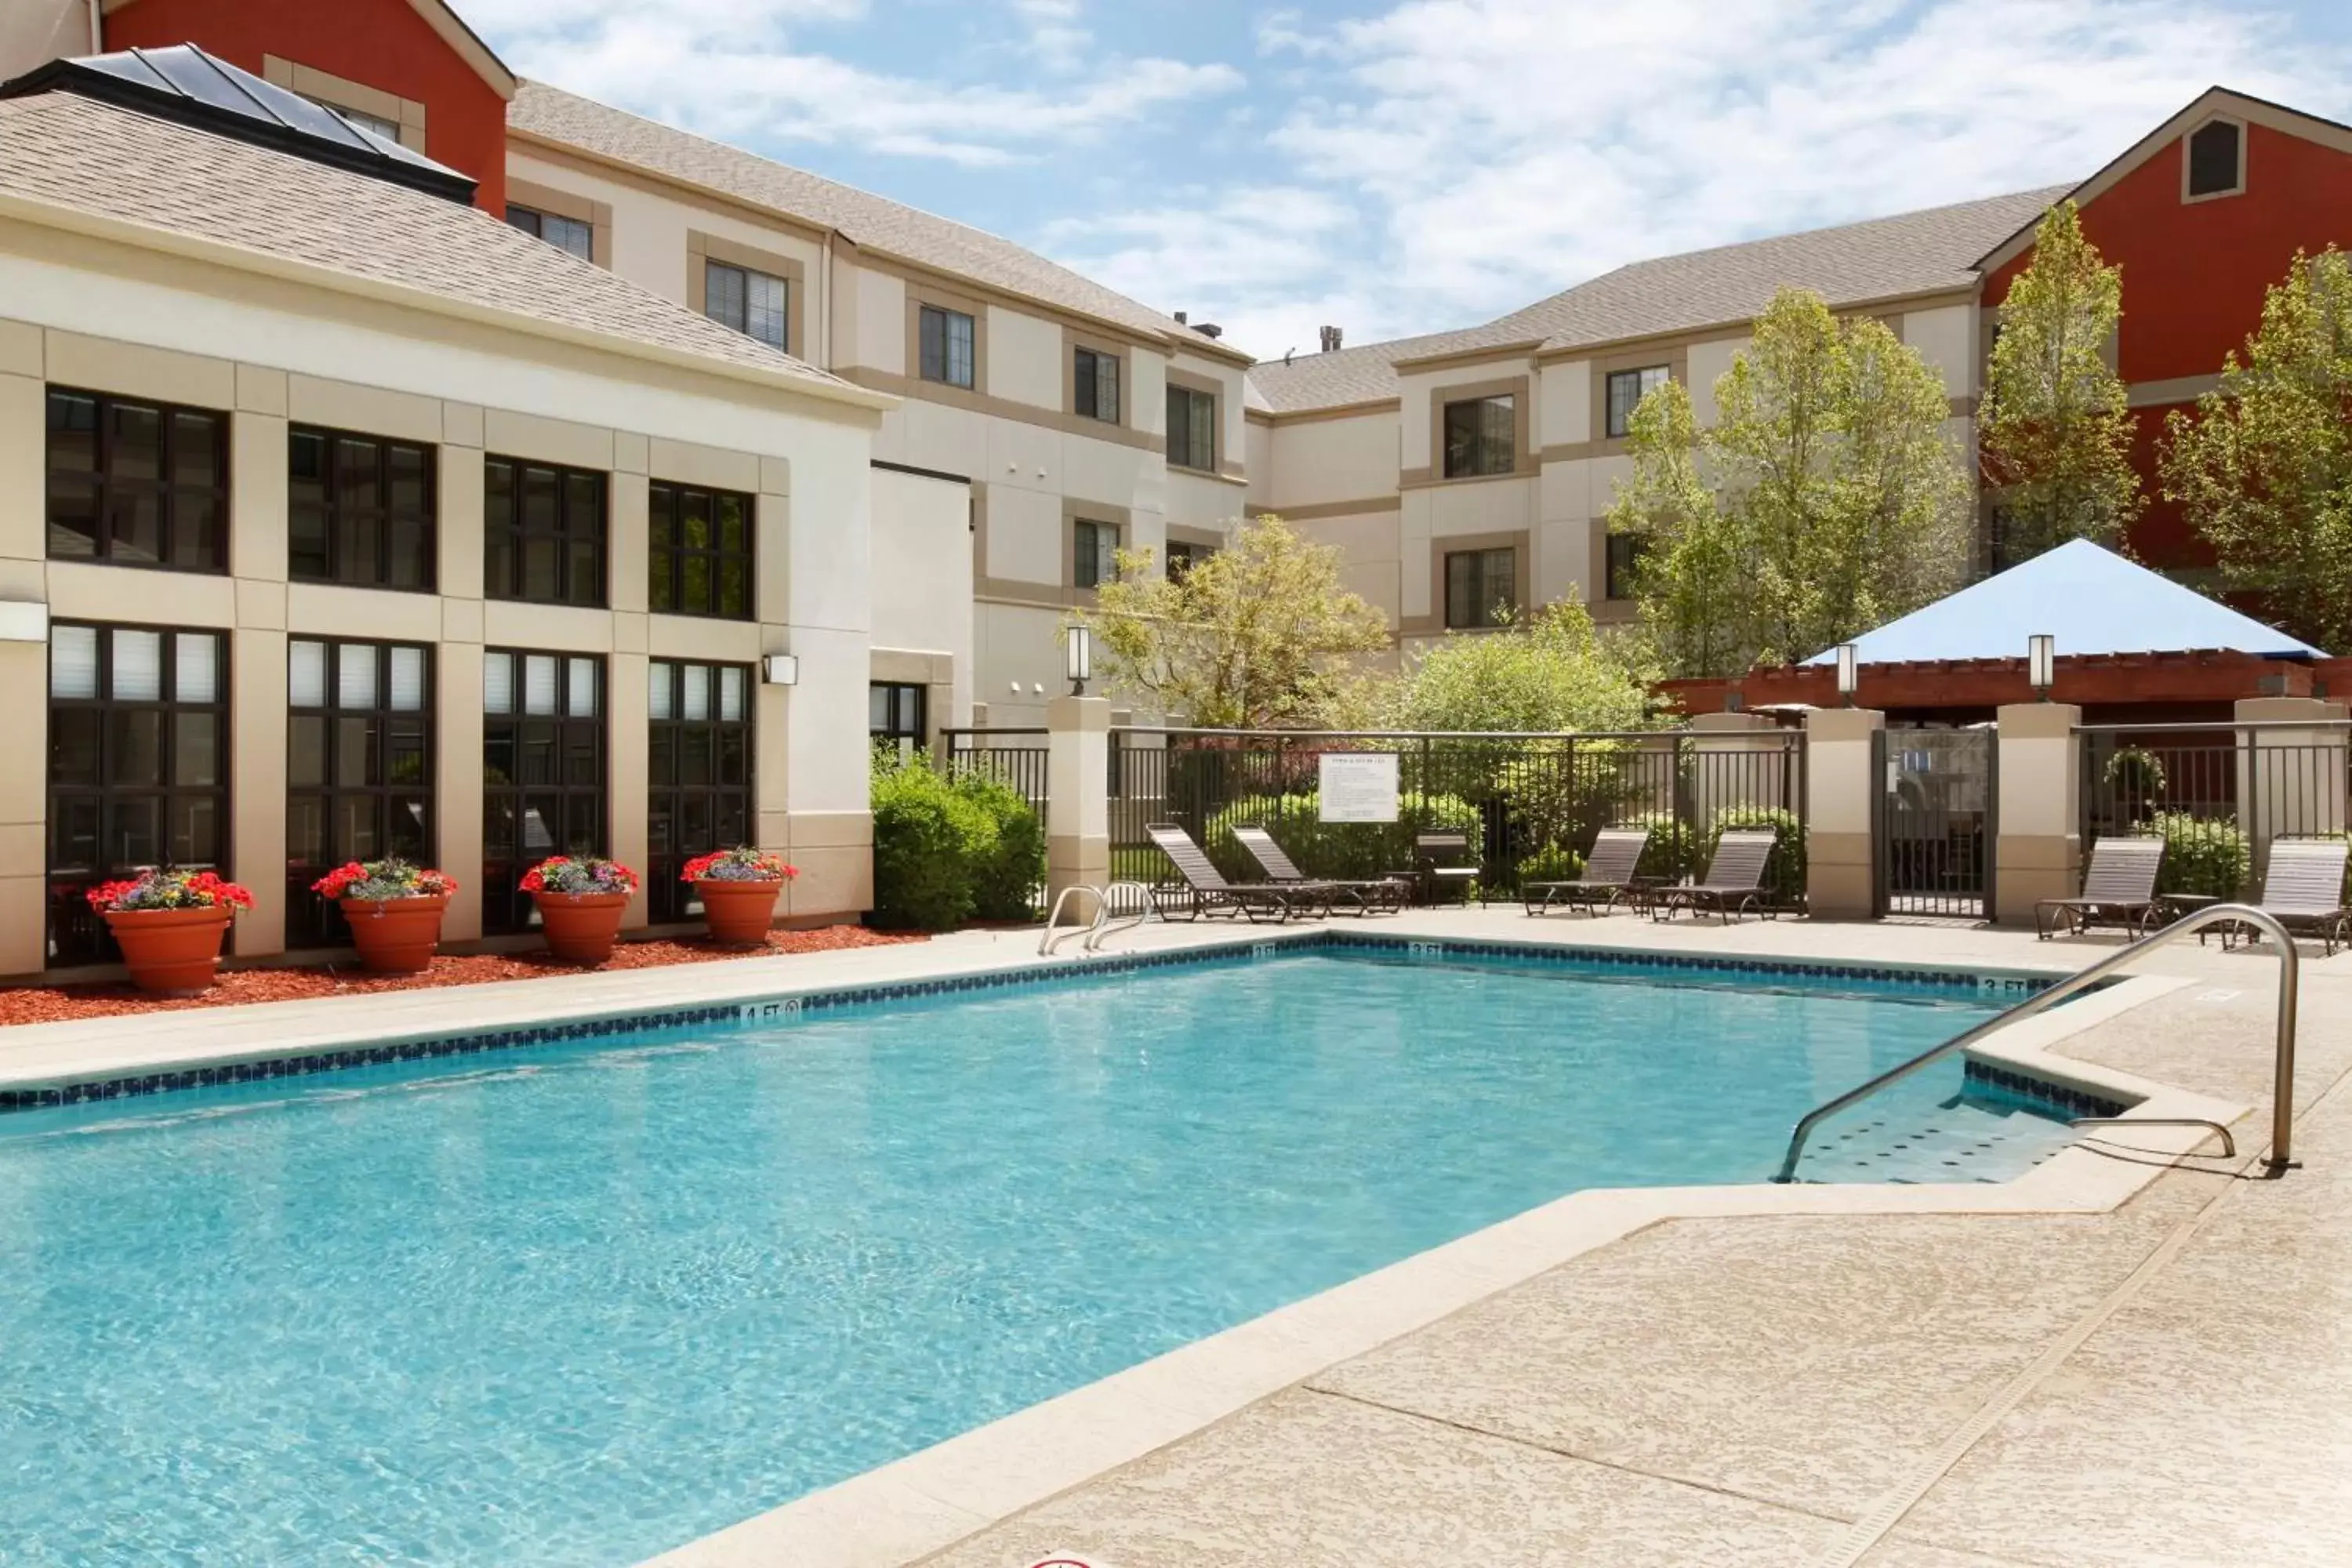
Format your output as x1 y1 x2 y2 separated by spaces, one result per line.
466 0 2352 360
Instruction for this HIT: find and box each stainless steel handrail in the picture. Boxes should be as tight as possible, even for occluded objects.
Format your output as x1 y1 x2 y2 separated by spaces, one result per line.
1773 904 2299 1184
1038 884 1102 956
1083 881 1152 953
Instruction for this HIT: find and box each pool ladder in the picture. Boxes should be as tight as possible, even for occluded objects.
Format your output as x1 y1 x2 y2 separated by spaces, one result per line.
1038 881 1152 957
1773 903 2299 1184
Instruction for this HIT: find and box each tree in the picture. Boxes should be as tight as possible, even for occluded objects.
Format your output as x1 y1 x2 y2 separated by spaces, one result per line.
2161 247 2352 653
1373 600 1659 733
1606 286 1970 676
1977 201 2142 560
1080 513 1391 727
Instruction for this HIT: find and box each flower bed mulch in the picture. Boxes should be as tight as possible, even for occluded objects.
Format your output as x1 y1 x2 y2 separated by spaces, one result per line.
0 926 925 1026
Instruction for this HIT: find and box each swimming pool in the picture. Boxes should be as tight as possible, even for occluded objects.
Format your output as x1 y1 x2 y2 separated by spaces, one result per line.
0 944 2079 1565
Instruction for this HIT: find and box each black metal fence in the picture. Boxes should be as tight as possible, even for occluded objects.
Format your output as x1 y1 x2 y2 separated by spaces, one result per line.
1875 727 1995 918
2078 724 2351 899
1109 728 1808 905
940 728 1050 820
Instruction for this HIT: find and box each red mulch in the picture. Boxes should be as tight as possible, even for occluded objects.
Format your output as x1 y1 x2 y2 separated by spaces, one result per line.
0 926 926 1026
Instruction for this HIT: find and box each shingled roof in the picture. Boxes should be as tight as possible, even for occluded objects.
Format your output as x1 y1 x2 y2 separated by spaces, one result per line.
1247 187 2070 415
509 82 1242 358
0 89 864 396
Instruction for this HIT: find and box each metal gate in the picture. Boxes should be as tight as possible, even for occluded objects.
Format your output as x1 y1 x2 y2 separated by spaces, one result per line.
1875 727 1995 919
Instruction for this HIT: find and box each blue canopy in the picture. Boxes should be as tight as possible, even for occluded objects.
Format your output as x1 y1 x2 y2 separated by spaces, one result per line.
1802 539 2325 665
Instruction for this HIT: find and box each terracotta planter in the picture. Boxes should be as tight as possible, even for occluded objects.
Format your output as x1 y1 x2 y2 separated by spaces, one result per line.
103 906 234 994
694 878 786 946
532 890 630 964
339 893 449 974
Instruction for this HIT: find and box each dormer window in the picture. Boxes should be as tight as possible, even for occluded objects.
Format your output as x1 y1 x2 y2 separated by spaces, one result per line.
2185 118 2244 201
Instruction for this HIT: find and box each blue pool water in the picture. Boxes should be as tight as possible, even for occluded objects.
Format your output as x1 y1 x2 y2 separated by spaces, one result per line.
0 949 2049 1565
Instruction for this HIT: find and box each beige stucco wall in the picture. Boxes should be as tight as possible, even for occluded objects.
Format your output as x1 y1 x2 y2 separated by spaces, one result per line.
0 0 87 82
870 463 974 734
0 214 884 975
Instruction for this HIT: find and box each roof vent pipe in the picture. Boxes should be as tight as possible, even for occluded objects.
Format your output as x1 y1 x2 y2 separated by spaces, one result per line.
1174 310 1187 325
1319 325 1343 352
1195 322 1222 339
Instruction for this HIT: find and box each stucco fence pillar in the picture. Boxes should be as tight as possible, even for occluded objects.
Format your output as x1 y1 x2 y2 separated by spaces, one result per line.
1994 702 2082 926
2233 697 2349 877
1046 695 1111 906
1805 706 1882 920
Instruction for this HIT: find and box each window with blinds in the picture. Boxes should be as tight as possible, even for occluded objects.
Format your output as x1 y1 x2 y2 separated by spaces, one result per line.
919 305 976 388
285 638 433 948
1441 394 1515 478
1166 384 1215 471
1073 347 1120 423
46 622 229 965
1443 546 1517 629
705 260 788 351
647 659 753 924
481 649 606 935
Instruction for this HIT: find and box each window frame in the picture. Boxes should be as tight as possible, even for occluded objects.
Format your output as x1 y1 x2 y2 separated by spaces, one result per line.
285 637 435 949
483 456 608 608
648 480 756 622
1166 383 1217 472
1073 347 1122 424
1072 517 1119 590
869 681 928 744
45 620 231 967
2183 116 2246 202
647 659 755 926
1443 546 1518 630
506 204 593 261
1163 539 1215 581
1603 531 1647 601
288 423 437 591
481 648 608 936
703 258 789 351
1604 365 1671 441
919 304 978 389
45 387 230 574
1440 393 1516 479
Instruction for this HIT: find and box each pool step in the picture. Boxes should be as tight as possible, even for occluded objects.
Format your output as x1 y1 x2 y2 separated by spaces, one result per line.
1799 1092 2078 1185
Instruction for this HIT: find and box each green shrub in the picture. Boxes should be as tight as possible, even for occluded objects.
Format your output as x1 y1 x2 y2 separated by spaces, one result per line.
954 770 1046 920
1517 844 1586 884
2143 812 2250 898
1200 791 1483 882
1624 810 1703 884
1711 804 1808 907
870 753 993 931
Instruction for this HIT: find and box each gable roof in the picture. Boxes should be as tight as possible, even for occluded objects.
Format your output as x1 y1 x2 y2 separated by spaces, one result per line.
506 81 1247 362
1798 539 2326 665
0 89 877 404
1247 187 2067 415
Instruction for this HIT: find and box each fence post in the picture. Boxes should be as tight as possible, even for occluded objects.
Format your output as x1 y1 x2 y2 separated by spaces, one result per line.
1805 706 1882 920
1994 702 2082 926
2234 697 2349 872
1046 695 1112 906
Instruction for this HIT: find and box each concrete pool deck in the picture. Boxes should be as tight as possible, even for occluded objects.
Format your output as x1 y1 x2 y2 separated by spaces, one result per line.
2 909 2343 1566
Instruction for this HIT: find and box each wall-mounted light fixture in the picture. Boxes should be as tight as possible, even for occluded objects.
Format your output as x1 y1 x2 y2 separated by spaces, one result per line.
761 653 799 687
1834 643 1859 707
1065 624 1093 696
2027 633 2055 699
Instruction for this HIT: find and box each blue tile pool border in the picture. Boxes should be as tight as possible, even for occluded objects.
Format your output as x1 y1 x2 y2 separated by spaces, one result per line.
0 930 2081 1114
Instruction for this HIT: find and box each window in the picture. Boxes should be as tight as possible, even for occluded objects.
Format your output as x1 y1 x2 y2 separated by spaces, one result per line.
481 649 605 935
1605 365 1671 439
46 389 227 572
485 457 606 606
2187 118 2242 199
1073 519 1117 590
648 659 753 925
1443 546 1516 629
705 260 788 351
1441 394 1515 478
869 682 927 744
46 623 228 966
310 97 401 141
1604 532 1647 601
1164 539 1214 580
289 426 435 590
285 638 432 948
506 205 593 261
1166 384 1215 471
649 481 754 620
1074 347 1120 423
920 305 976 389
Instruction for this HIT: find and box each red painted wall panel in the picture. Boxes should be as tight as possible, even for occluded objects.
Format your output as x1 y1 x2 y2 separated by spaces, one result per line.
103 0 506 212
1984 119 2352 569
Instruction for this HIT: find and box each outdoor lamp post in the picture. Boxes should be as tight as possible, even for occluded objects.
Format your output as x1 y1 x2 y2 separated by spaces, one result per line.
1835 642 1858 707
1065 623 1092 696
2027 633 2055 700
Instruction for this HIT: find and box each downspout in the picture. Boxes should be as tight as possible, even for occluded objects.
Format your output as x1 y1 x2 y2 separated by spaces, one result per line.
87 0 103 53
821 229 834 369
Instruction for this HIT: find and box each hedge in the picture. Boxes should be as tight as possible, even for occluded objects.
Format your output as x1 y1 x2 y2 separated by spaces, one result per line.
2140 812 2250 899
1200 790 1483 882
870 752 1047 931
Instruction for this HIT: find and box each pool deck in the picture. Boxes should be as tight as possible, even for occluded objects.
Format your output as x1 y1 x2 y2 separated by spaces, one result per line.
5 909 2347 1566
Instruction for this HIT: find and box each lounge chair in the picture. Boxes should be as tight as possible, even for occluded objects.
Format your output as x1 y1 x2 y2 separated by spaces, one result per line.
2035 834 2165 941
1145 823 1330 924
1653 829 1779 924
1230 826 1405 916
2225 838 2350 956
1523 826 1653 916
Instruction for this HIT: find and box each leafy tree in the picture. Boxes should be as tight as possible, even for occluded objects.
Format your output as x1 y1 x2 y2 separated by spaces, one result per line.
1373 600 1659 733
1080 513 1390 727
2161 247 2352 653
1607 287 1969 676
1977 201 2142 560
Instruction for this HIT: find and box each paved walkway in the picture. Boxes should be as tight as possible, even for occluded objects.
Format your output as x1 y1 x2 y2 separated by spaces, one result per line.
906 919 2352 1568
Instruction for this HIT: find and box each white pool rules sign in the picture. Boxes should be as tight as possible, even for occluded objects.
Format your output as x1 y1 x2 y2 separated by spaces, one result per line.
1318 751 1401 822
